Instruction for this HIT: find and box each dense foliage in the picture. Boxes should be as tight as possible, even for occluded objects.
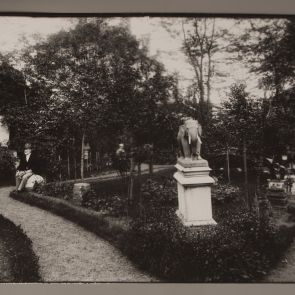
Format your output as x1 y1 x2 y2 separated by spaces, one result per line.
0 147 16 185
122 183 292 282
0 20 177 181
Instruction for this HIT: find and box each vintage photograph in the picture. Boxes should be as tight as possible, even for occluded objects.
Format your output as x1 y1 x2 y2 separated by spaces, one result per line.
0 14 295 283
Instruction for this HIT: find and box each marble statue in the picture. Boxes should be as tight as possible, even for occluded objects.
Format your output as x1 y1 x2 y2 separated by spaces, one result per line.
177 117 202 160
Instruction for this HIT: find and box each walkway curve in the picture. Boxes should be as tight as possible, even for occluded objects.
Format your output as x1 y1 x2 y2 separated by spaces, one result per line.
0 186 155 282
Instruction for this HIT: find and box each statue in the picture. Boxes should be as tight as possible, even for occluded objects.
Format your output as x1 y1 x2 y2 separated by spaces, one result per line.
174 116 216 226
177 117 203 160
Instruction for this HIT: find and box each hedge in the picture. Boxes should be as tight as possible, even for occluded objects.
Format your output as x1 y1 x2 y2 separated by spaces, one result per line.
0 214 41 282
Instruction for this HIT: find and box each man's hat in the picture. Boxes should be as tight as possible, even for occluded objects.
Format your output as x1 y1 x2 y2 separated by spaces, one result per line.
24 143 32 149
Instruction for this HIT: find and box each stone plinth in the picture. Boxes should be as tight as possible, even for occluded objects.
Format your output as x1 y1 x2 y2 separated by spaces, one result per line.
73 183 90 205
174 159 217 226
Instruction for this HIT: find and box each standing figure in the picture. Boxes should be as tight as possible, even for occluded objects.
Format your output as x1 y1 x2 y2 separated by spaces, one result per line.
15 143 39 191
177 117 203 160
115 143 129 177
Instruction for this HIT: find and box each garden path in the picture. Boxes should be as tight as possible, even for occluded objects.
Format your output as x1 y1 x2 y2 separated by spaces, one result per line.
264 240 295 282
53 163 173 184
0 186 156 282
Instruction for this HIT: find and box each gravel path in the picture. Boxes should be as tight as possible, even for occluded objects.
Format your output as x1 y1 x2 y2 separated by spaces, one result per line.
0 186 156 282
265 241 295 282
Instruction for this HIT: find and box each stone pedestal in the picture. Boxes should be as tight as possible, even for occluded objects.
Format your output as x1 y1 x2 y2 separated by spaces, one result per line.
173 158 216 226
73 183 90 205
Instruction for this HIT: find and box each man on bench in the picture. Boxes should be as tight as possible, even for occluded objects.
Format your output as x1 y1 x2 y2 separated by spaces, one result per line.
16 143 40 191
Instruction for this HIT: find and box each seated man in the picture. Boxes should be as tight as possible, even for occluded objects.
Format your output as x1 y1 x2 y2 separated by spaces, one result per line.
15 143 40 191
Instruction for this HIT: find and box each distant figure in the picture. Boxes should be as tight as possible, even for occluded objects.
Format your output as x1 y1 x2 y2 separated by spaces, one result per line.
116 143 126 158
115 143 129 177
15 143 40 191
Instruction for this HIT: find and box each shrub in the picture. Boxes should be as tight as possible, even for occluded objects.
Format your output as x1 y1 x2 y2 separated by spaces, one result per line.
34 181 74 201
0 146 16 184
141 178 177 208
212 182 242 204
82 168 176 217
122 208 292 282
82 189 129 217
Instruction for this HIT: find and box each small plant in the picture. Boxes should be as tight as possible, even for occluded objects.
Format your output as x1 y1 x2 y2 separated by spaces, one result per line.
35 182 74 200
212 183 241 204
82 189 129 217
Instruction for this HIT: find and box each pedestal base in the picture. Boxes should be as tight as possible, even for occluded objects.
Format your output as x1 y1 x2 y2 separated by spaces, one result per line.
176 210 217 226
174 159 217 227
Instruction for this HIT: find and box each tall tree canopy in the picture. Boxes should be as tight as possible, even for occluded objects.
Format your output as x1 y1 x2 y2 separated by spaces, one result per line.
1 20 175 179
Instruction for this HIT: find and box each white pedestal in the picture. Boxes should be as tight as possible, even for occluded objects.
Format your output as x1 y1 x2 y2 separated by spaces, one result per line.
174 160 217 226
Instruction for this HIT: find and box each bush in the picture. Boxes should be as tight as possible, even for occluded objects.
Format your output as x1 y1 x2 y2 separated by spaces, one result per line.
0 146 16 185
82 189 129 217
122 208 292 282
34 181 74 201
212 183 241 204
82 168 176 217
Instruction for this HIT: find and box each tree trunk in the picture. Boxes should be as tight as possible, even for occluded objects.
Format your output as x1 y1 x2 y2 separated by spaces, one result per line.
128 154 135 215
149 147 154 175
226 146 231 183
58 154 62 181
255 155 263 216
81 132 85 180
149 158 153 175
137 162 142 217
243 138 249 209
73 141 77 180
95 151 99 171
67 148 71 179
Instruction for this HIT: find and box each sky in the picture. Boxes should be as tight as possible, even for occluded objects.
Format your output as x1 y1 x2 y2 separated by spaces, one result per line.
0 16 268 105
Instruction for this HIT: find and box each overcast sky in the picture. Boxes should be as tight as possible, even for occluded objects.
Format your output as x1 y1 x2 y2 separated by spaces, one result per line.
0 16 268 105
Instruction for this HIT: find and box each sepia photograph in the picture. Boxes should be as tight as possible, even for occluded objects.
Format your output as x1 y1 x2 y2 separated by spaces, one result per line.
1 11 295 285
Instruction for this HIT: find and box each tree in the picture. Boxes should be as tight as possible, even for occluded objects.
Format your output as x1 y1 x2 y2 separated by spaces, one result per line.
0 19 176 185
221 83 263 209
231 18 294 97
231 18 295 161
